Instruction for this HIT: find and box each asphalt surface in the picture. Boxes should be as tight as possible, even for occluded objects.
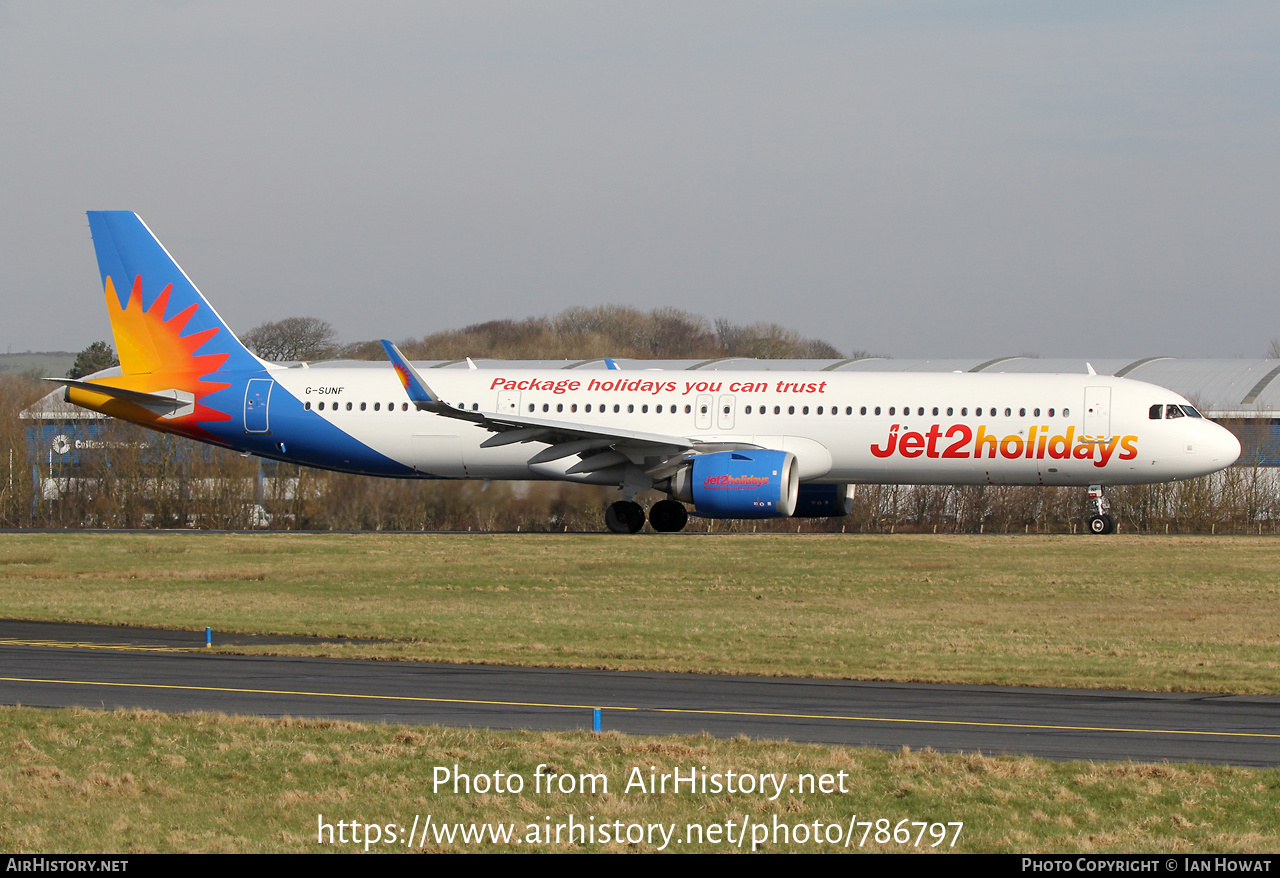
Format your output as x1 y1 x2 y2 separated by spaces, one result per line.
2 620 1278 766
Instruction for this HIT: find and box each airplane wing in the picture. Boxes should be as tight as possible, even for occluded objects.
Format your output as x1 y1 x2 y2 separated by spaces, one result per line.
380 341 757 476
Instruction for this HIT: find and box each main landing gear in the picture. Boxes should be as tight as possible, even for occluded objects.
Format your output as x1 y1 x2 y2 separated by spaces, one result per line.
1087 484 1115 535
648 499 689 533
604 499 690 534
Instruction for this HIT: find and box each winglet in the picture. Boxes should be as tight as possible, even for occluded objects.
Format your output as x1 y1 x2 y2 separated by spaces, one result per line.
380 340 444 411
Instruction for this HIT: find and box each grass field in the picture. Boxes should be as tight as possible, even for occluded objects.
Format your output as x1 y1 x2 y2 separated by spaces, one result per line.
3 532 1279 854
0 532 1277 693
3 706 1277 853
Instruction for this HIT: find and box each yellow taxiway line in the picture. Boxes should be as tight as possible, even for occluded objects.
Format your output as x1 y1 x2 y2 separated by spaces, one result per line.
2 675 1277 740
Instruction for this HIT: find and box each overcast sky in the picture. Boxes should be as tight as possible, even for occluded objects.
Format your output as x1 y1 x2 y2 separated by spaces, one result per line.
2 1 1277 359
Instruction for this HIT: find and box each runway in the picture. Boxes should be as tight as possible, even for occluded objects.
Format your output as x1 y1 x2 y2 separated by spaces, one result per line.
2 620 1278 766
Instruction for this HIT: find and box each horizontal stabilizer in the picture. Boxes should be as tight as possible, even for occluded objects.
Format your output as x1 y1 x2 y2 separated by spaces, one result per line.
47 377 195 418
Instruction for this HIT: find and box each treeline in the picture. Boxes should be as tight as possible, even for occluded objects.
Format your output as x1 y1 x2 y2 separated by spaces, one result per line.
4 374 1277 534
246 306 853 362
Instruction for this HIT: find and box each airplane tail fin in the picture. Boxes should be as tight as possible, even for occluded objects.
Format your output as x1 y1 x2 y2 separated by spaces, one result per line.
86 211 263 375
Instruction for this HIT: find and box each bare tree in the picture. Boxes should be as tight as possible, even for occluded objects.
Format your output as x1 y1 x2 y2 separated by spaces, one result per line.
240 317 338 362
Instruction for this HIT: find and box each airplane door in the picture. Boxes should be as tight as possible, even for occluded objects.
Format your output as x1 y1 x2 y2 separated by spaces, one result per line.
695 394 713 429
1084 386 1111 437
497 391 521 415
244 379 273 434
717 394 736 430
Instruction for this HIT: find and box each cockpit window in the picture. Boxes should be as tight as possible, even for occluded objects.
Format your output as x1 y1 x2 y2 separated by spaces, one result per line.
1149 404 1163 420
1165 403 1185 419
1181 405 1203 418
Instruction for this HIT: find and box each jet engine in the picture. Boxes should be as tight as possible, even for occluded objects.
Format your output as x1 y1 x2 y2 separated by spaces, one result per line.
669 450 798 518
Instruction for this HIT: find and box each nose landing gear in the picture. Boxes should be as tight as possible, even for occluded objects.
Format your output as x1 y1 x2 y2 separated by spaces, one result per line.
1087 485 1116 535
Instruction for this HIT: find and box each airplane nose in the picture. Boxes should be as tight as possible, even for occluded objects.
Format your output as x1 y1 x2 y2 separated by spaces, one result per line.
1212 424 1242 466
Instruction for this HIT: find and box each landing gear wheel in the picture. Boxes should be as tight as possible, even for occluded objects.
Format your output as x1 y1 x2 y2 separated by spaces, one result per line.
605 500 646 534
649 499 689 533
1088 513 1116 535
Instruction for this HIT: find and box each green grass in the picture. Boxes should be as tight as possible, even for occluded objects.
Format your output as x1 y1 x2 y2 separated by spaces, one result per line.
0 532 1277 693
3 706 1277 853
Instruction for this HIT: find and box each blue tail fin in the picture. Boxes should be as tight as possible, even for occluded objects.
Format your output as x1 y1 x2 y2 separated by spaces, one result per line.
86 211 262 375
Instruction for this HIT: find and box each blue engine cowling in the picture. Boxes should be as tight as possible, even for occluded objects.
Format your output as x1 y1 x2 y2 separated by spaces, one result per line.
671 450 798 518
792 483 855 518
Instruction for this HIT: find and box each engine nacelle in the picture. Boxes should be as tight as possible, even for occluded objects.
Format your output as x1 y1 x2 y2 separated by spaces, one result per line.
670 450 798 518
792 483 855 518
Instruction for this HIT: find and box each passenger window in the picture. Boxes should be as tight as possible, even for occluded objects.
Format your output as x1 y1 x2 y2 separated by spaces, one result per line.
801 406 809 415
629 404 636 413
788 406 795 415
889 407 896 415
585 404 592 413
1033 408 1039 417
1004 408 1011 417
305 402 312 410
1019 408 1025 417
616 404 622 413
745 405 752 414
918 407 924 416
570 404 577 412
774 406 781 415
932 407 939 416
360 402 367 411
557 404 564 412
946 407 953 416
1150 404 1163 419
1063 408 1069 417
859 406 865 415
874 406 881 415
1048 408 1055 417
817 406 823 415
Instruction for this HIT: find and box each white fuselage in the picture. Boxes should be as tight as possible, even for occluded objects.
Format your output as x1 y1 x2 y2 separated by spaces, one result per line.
267 364 1240 486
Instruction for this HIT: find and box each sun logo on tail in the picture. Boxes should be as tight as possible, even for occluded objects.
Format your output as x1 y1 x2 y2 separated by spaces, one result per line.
93 275 233 438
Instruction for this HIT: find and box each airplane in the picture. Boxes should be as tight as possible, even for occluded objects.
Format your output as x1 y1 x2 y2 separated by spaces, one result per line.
55 211 1242 535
